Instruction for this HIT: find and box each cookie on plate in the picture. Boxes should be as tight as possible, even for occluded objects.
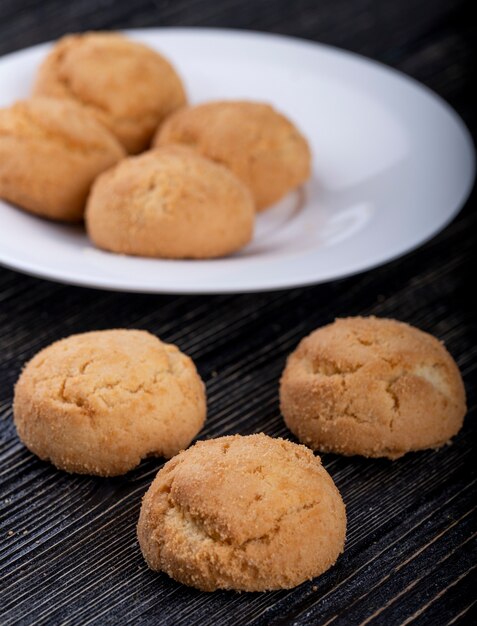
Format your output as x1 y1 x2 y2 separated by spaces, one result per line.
86 146 255 259
13 329 206 476
0 97 125 221
280 316 466 459
33 31 187 153
137 433 346 591
154 100 311 210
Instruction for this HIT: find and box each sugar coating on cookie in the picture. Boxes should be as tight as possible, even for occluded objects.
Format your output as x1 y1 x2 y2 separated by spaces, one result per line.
33 32 187 153
0 97 125 221
13 330 206 476
137 433 346 591
86 146 255 259
154 100 311 210
280 317 466 459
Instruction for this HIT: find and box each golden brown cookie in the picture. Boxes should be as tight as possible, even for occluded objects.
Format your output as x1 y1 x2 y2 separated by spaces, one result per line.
86 146 255 259
0 97 125 221
280 317 466 459
154 100 311 210
33 31 187 153
137 433 346 591
13 330 206 476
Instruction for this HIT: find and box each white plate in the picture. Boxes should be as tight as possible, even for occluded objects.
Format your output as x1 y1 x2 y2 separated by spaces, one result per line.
0 28 474 293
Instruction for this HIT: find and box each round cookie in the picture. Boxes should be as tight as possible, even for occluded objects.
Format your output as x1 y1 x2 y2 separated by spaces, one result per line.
137 433 346 591
33 32 187 154
85 146 255 259
13 330 206 476
154 100 311 210
0 97 125 221
280 317 466 459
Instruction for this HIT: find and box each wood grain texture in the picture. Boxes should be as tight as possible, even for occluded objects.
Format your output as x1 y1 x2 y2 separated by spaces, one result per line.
0 0 475 624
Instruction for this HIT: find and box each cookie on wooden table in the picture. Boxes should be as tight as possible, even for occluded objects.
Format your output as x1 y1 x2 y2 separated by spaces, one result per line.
280 316 466 459
154 100 311 210
13 329 206 476
33 31 187 153
86 146 255 259
0 97 125 221
137 433 346 591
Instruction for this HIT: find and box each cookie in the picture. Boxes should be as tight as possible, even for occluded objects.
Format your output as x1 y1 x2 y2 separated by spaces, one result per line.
13 330 206 476
0 97 125 221
137 433 346 591
154 100 311 210
33 32 187 153
86 146 255 259
280 317 466 459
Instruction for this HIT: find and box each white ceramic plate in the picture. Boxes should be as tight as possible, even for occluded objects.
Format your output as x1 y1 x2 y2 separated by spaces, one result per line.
0 28 474 293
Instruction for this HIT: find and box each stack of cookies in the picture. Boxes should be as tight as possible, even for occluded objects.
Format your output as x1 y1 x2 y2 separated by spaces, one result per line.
0 32 311 259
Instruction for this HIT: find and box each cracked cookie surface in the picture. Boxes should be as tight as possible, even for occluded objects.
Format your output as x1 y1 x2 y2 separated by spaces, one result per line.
13 329 206 475
280 317 466 459
33 32 187 154
154 100 311 210
137 433 346 591
86 146 255 259
0 97 125 221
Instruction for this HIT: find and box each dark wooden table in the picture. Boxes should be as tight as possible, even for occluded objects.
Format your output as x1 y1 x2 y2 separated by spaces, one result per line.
1 1 475 624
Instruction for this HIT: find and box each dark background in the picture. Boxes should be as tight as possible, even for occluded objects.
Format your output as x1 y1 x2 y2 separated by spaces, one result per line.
0 1 476 624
